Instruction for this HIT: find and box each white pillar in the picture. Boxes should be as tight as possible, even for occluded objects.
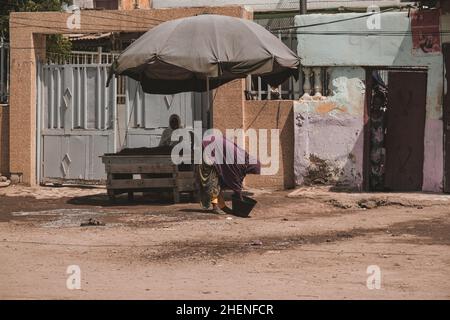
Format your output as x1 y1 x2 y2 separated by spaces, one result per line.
302 67 312 98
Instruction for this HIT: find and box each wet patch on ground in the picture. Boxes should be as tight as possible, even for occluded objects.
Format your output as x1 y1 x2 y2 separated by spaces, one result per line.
385 217 450 245
3 207 221 228
0 194 218 226
8 208 124 228
139 218 450 263
0 196 78 218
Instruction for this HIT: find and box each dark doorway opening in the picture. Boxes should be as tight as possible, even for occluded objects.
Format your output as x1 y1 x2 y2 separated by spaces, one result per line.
364 68 428 192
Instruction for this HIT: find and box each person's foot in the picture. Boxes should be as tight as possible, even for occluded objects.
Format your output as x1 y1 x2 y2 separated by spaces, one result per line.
200 201 210 210
211 206 227 215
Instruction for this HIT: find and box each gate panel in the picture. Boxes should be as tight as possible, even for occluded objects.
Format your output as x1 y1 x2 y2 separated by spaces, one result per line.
38 63 116 184
37 62 210 185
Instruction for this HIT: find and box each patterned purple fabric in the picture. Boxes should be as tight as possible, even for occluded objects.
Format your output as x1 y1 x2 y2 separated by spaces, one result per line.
202 134 261 193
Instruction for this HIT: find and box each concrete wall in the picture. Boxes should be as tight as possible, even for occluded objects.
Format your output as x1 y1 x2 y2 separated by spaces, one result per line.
295 11 445 192
294 68 365 188
0 106 9 176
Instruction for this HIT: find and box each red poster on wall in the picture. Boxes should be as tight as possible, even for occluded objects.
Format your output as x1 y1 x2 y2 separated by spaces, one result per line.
411 9 441 55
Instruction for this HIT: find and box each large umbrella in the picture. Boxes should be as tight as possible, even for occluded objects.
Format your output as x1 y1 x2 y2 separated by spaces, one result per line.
109 14 300 94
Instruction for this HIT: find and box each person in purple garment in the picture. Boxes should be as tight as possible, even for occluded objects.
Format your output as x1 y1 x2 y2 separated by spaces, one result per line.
198 133 261 214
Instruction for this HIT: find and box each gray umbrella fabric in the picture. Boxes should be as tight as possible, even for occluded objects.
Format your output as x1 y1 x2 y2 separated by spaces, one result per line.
110 14 300 94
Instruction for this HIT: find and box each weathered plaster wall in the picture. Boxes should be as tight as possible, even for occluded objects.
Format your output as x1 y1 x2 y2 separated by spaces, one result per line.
294 67 365 188
0 106 9 176
295 11 444 192
243 100 295 190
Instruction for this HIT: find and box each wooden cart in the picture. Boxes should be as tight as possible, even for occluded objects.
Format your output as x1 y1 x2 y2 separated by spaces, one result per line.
101 154 198 203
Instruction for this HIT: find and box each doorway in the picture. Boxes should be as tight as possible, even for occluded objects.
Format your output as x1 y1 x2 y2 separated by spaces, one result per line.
364 68 428 191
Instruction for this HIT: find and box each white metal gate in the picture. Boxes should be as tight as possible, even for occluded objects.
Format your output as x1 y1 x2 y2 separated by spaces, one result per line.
37 62 208 185
121 77 208 149
37 63 117 184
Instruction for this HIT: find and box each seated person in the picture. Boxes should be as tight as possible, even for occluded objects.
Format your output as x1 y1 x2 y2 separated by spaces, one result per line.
159 114 182 147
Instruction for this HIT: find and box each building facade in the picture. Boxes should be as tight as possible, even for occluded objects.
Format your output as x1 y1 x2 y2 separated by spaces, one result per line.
293 3 447 192
1 1 447 194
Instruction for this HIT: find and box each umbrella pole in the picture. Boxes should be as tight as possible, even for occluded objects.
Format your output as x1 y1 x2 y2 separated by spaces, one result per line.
206 76 211 128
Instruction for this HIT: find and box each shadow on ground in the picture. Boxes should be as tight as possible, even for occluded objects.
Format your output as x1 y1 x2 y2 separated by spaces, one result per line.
66 192 196 207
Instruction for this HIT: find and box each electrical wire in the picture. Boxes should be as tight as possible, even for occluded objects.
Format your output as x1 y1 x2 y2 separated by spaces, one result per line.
4 3 442 52
276 30 448 36
9 17 449 45
269 7 397 31
2 2 419 37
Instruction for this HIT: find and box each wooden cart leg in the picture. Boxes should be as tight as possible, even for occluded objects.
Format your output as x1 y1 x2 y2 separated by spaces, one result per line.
192 177 200 203
173 188 180 203
173 168 180 203
191 189 200 203
128 192 134 201
107 189 116 203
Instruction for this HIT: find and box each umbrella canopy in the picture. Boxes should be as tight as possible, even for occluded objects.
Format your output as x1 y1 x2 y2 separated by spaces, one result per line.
110 14 300 94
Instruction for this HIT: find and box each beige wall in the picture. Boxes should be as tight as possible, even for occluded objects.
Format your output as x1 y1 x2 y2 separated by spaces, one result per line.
243 100 295 190
8 6 251 185
0 106 9 176
211 79 295 190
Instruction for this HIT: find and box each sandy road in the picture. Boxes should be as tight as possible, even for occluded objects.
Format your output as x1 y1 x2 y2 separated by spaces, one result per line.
1 186 450 299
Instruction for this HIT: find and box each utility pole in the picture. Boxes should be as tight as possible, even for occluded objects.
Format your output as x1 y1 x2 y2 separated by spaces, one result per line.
300 0 307 14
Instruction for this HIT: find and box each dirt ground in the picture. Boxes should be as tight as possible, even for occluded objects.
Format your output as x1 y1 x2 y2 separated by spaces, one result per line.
1 184 450 300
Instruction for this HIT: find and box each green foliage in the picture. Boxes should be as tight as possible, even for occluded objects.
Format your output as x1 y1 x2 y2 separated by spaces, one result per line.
1 1 73 55
46 34 72 59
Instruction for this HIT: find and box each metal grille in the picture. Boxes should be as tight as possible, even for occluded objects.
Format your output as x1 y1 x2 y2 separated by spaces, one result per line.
46 49 126 106
245 31 302 100
47 49 120 65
